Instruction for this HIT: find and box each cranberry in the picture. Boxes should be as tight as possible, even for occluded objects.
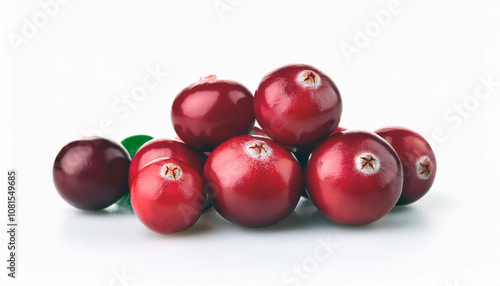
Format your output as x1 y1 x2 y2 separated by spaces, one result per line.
254 64 342 146
128 138 207 187
375 127 437 205
204 135 303 227
131 158 205 234
171 75 255 151
305 131 403 225
53 137 130 210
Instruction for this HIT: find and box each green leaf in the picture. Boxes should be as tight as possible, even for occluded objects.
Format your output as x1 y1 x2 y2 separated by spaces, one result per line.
121 135 154 158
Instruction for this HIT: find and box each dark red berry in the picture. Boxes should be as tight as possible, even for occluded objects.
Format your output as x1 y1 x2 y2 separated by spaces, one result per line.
53 137 130 210
375 127 437 205
171 75 255 151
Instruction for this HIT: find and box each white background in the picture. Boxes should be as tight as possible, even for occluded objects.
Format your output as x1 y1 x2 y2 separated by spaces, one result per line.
1 0 500 285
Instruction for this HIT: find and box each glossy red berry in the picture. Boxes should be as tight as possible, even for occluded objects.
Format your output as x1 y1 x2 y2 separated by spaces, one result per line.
375 127 437 205
131 158 205 234
53 137 130 210
254 64 342 146
204 135 303 227
128 138 207 187
305 131 403 225
171 75 255 151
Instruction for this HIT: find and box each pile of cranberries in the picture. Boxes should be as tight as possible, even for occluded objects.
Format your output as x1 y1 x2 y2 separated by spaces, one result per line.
53 64 437 234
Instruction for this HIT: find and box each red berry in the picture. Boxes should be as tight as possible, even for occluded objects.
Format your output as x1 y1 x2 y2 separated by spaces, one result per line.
131 158 205 234
53 137 130 210
305 131 403 225
204 135 303 227
254 64 342 146
171 75 255 151
128 138 207 187
375 127 437 205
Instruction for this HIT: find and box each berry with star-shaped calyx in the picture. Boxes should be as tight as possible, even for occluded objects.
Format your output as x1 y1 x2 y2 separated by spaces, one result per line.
376 127 437 205
305 131 403 225
204 135 302 227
